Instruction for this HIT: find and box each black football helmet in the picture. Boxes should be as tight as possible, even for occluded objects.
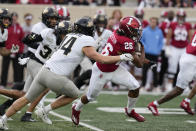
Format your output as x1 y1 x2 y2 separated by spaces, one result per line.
42 7 59 28
0 8 12 28
55 20 73 35
74 16 95 37
55 20 73 45
93 14 107 33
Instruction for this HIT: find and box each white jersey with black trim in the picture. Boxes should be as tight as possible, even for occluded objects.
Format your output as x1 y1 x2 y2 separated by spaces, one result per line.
45 33 96 76
29 22 48 53
35 28 58 63
94 29 112 53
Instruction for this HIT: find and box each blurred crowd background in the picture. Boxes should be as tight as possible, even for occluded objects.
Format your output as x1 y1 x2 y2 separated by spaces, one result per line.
0 1 195 94
0 0 196 7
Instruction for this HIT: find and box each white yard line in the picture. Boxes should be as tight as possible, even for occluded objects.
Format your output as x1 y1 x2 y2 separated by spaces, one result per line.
49 111 104 131
185 120 196 123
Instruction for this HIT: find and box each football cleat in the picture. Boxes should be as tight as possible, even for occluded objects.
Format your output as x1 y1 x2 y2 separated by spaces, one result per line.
125 108 145 122
21 113 36 122
35 107 52 125
71 104 81 125
0 118 8 130
148 101 160 116
180 99 194 115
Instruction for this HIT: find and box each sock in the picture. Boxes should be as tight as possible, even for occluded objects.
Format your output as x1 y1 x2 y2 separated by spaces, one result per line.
153 100 159 106
127 97 137 113
185 98 190 103
75 99 84 111
2 115 8 122
26 112 32 114
44 104 52 113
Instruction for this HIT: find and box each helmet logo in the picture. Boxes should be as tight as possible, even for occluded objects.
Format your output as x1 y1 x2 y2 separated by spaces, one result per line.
68 24 72 32
127 18 133 25
43 8 49 14
100 16 104 21
87 21 93 27
59 22 65 27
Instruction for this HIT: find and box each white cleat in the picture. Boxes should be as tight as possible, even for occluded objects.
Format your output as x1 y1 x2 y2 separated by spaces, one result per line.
0 118 8 130
35 108 52 125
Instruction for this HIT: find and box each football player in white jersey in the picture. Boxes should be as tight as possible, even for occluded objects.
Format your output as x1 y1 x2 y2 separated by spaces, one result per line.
0 16 134 130
19 7 59 122
0 8 19 55
0 21 72 123
75 14 112 89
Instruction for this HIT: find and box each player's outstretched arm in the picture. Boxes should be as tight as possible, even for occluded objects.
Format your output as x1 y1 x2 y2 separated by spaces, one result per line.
83 46 133 64
83 46 120 64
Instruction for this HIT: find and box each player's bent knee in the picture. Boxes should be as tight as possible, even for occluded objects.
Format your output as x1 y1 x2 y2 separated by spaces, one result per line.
128 88 139 98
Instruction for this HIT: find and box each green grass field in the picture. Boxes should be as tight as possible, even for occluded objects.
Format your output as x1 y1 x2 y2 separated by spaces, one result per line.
1 91 196 131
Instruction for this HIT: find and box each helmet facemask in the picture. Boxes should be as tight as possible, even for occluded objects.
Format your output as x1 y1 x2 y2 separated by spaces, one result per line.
127 26 142 42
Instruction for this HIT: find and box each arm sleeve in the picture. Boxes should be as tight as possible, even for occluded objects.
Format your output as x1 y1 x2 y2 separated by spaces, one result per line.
40 29 56 46
81 36 96 48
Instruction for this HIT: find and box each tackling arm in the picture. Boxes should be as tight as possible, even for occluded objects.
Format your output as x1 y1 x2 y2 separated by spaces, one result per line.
82 46 121 64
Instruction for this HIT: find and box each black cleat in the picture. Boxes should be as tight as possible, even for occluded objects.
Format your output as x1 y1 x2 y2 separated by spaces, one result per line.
21 113 36 122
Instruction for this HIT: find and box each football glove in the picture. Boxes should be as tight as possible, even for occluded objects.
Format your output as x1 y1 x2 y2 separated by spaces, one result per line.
120 53 134 62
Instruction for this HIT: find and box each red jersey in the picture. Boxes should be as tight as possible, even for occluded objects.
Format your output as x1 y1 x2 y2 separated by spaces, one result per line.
96 30 135 72
169 22 192 48
142 20 149 28
6 23 24 53
159 20 171 37
186 32 196 56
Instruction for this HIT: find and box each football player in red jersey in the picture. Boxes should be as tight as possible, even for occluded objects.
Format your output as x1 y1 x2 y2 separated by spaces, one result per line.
179 31 196 115
165 9 192 91
72 16 148 125
148 31 196 116
134 8 149 28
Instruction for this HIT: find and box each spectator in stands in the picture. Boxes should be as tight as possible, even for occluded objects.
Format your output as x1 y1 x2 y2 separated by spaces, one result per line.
134 8 149 28
138 0 159 8
52 0 69 4
141 17 164 91
107 17 115 31
0 0 15 3
16 0 52 4
21 13 33 54
107 9 122 31
112 0 121 6
0 12 24 88
176 0 192 7
22 13 33 37
159 0 176 7
73 0 89 5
